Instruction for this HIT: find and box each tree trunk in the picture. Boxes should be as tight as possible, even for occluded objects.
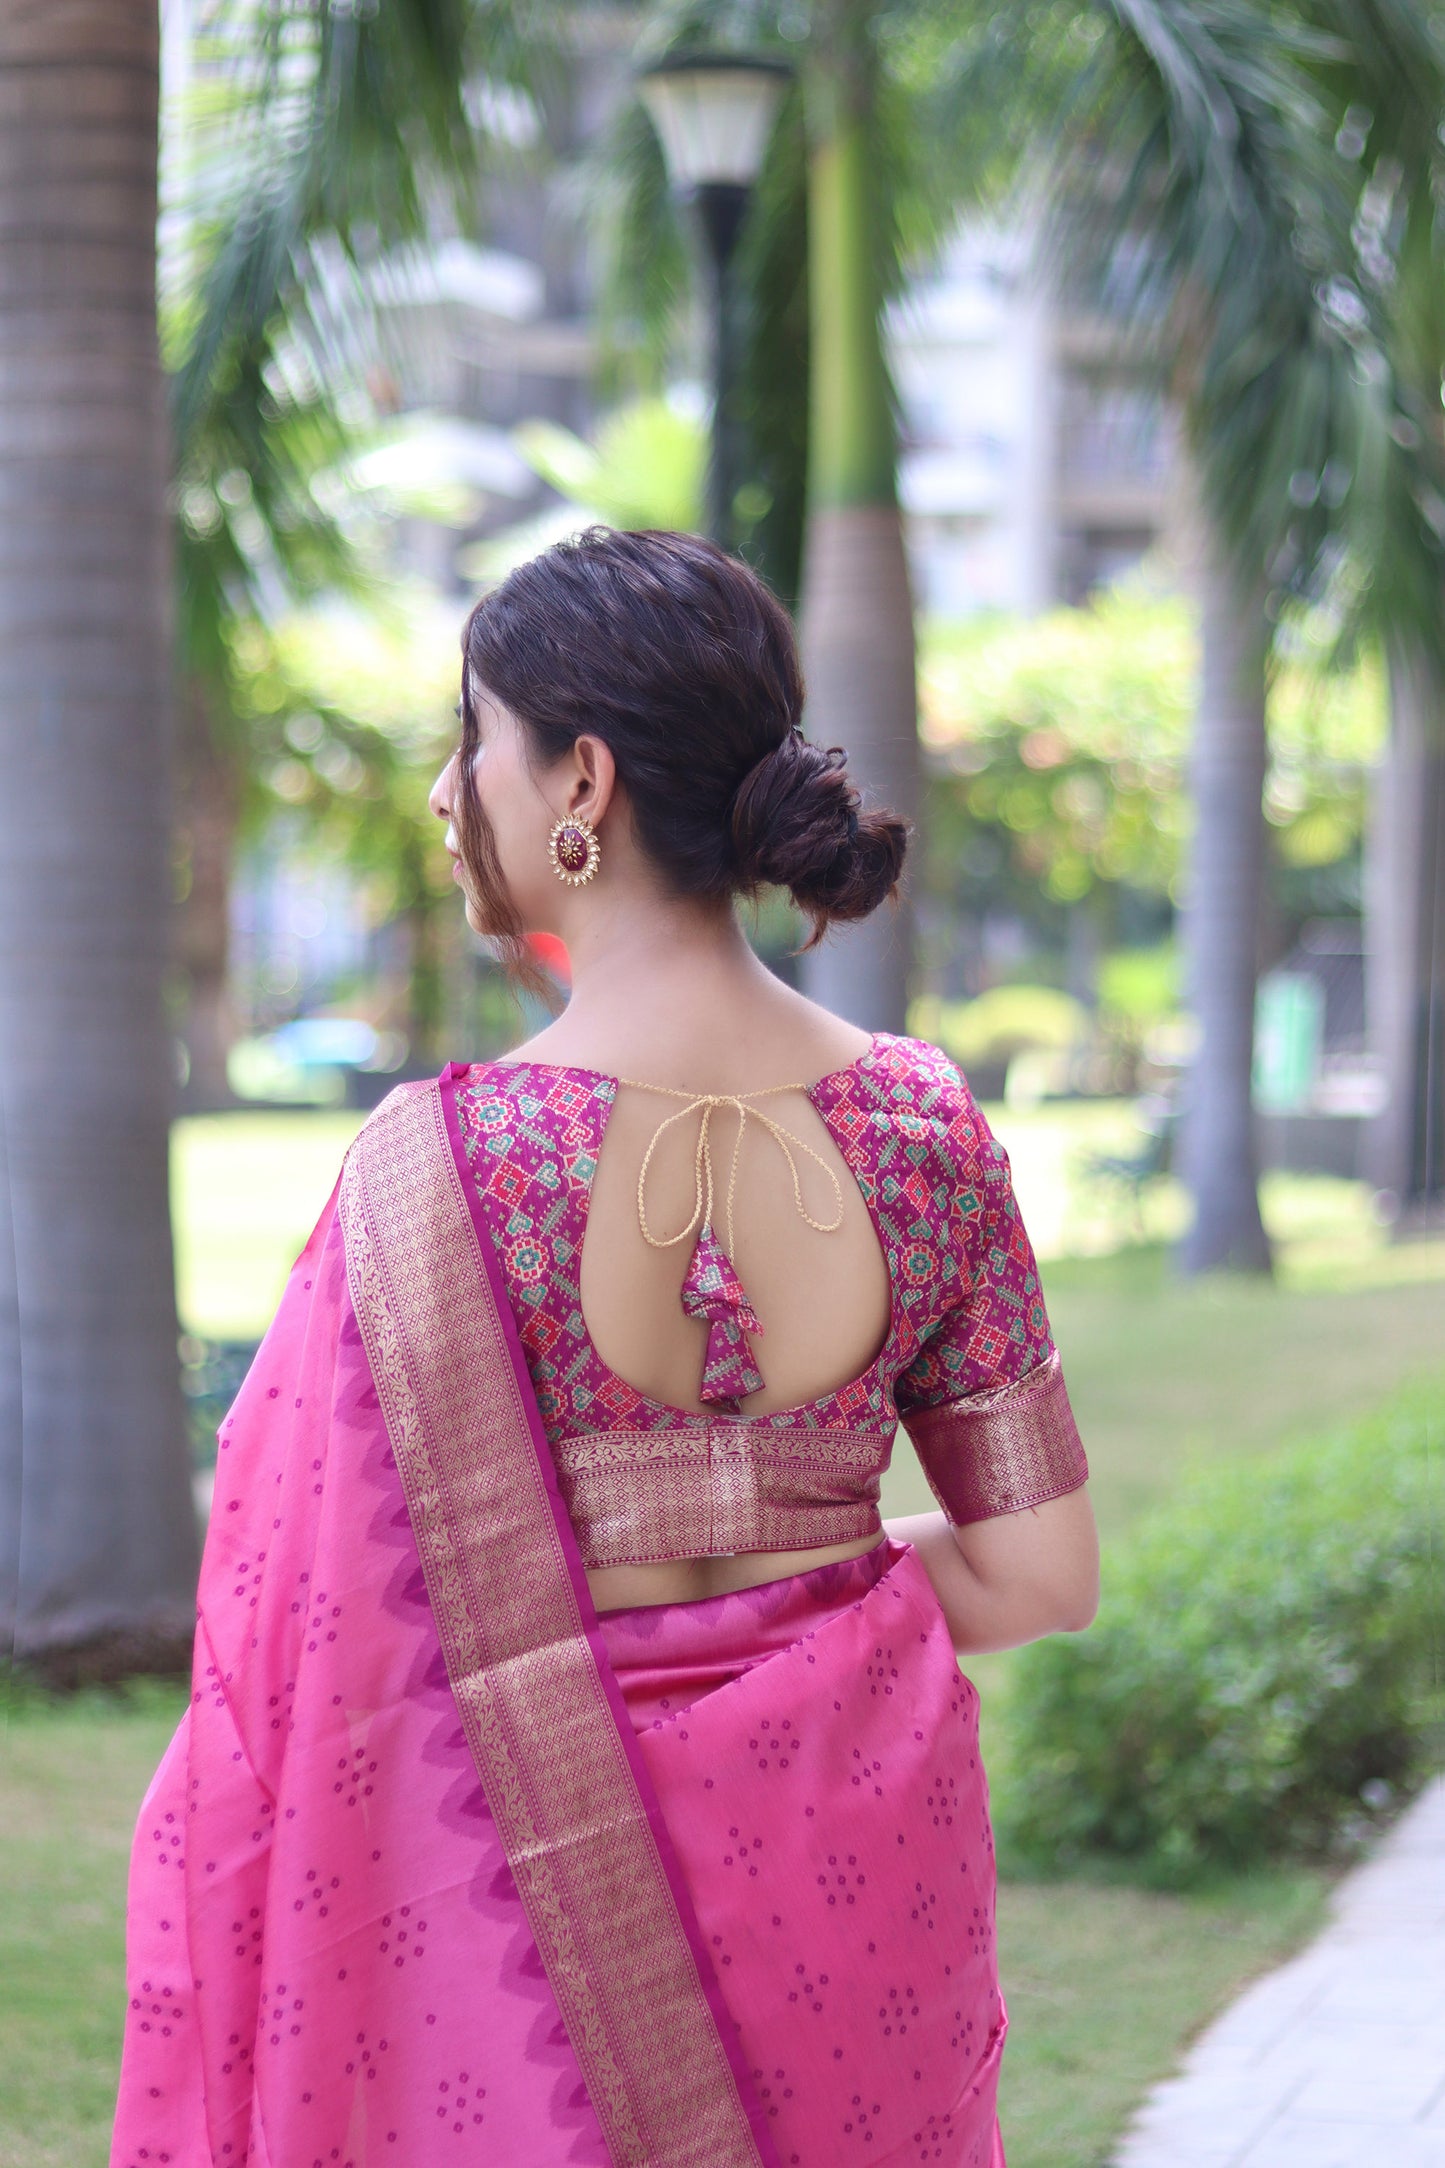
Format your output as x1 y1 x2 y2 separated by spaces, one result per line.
176 676 240 1112
797 6 918 1034
0 1 197 1674
1176 529 1273 1274
1365 648 1445 1224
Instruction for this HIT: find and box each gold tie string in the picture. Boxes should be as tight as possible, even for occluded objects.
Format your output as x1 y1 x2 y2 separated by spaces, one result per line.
617 1079 846 1264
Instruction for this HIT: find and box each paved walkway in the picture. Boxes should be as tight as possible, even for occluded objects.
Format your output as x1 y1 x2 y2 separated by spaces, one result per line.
1114 1774 1445 2168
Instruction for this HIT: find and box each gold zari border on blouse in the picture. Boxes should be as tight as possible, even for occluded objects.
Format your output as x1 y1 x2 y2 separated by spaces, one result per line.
553 1422 889 1569
902 1347 1088 1526
339 1083 765 2168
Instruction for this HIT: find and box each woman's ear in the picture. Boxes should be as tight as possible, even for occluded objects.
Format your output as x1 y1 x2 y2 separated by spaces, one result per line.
568 734 618 827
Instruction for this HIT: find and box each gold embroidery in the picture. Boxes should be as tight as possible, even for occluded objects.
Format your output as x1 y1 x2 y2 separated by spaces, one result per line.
553 1423 888 1568
339 1085 765 2168
902 1349 1088 1526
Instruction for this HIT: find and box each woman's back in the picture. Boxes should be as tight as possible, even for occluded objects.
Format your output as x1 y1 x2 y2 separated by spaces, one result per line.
460 997 1067 1614
475 982 900 1608
508 1008 890 1421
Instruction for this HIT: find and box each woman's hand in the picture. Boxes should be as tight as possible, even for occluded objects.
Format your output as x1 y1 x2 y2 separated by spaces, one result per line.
885 1489 1099 1654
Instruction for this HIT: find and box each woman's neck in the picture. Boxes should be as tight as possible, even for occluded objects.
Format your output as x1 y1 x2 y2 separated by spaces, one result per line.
517 888 869 1088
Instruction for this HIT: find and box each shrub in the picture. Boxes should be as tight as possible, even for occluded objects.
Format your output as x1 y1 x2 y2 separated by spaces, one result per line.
999 1375 1443 1884
911 986 1089 1069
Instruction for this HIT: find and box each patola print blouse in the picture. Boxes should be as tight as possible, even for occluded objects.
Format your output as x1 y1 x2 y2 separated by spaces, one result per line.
453 1031 1087 1570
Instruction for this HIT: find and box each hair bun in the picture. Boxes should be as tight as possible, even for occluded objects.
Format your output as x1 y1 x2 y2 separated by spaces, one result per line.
729 732 908 939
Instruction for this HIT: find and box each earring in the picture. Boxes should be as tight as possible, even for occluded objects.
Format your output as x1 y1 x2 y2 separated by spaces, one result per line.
547 814 601 887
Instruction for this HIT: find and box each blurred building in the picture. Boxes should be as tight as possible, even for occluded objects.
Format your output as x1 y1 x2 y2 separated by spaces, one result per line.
360 15 639 591
891 223 1178 618
375 202 1183 620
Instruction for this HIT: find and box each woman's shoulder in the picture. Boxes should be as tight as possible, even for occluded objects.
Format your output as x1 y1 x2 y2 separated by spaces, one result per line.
454 1054 615 1110
861 1034 1001 1176
344 1062 609 1201
867 1032 983 1114
444 1061 616 1170
343 1076 441 1172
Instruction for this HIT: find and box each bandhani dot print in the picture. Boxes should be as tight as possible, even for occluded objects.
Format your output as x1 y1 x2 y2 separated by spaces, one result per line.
113 1045 1069 2165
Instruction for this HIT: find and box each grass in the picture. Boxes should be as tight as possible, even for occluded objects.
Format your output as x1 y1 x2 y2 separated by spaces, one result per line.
996 1869 1329 2168
0 1685 186 2168
172 1109 363 1340
6 1101 1437 2168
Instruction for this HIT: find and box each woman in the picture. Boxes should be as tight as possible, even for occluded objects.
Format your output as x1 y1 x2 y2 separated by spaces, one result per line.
113 528 1097 2168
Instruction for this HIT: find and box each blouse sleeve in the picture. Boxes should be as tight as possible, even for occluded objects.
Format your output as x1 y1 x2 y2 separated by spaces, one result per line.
894 1076 1087 1525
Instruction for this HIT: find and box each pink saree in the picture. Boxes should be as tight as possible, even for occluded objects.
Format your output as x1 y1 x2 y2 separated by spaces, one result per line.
113 1070 1006 2167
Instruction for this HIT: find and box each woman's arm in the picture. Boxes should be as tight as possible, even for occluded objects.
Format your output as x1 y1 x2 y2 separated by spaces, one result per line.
885 1487 1099 1654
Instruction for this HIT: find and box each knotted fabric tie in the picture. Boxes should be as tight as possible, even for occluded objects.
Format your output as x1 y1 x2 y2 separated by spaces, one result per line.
680 1223 765 1405
620 1079 845 1411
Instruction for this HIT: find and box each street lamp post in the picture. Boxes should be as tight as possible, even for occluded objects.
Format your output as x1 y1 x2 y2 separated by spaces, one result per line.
639 53 789 552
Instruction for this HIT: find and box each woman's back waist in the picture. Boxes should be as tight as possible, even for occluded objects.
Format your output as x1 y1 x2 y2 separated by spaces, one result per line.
553 1415 892 1574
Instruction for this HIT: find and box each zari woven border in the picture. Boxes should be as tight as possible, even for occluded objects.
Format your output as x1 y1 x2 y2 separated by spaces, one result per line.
338 1076 775 2168
903 1347 1088 1526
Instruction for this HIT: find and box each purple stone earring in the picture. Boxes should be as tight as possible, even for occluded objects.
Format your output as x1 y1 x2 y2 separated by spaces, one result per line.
547 814 601 887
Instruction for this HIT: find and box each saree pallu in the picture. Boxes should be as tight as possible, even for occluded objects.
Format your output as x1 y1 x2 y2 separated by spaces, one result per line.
113 1073 1006 2168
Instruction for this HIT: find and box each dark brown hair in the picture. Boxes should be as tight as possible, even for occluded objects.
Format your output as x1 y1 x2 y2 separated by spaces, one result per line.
455 527 907 979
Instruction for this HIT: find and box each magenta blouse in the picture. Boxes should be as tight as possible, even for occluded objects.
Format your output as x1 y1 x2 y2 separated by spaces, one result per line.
453 1031 1086 1568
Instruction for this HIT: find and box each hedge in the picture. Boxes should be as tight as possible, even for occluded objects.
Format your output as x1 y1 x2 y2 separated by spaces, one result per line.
999 1373 1443 1884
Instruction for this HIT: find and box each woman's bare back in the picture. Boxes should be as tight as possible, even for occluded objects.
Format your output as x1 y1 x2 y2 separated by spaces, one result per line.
500 971 896 1609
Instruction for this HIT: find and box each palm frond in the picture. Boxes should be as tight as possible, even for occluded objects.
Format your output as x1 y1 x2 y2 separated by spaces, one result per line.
172 1 553 447
167 0 560 753
1300 0 1445 666
1011 0 1445 670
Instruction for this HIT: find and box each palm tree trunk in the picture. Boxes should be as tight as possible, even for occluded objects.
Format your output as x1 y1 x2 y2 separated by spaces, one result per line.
1176 527 1273 1275
0 1 197 1674
1365 648 1445 1224
797 2 917 1034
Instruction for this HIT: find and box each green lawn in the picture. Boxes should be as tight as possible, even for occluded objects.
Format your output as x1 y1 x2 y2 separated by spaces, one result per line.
997 1869 1328 2166
172 1109 363 1340
0 1686 185 2168
4 1103 1437 2168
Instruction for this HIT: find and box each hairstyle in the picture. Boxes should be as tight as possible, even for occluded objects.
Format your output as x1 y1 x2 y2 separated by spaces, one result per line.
454 526 908 983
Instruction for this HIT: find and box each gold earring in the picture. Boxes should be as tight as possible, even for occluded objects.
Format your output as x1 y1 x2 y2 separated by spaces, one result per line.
547 814 601 887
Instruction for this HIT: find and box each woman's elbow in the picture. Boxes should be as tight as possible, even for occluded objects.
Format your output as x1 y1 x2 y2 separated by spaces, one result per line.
1044 1497 1100 1633
1031 1549 1100 1636
1044 1552 1100 1630
1053 1578 1100 1633
967 1563 1098 1652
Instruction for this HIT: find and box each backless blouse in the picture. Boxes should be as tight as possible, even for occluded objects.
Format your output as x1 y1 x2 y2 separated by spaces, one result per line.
453 1030 1086 1569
